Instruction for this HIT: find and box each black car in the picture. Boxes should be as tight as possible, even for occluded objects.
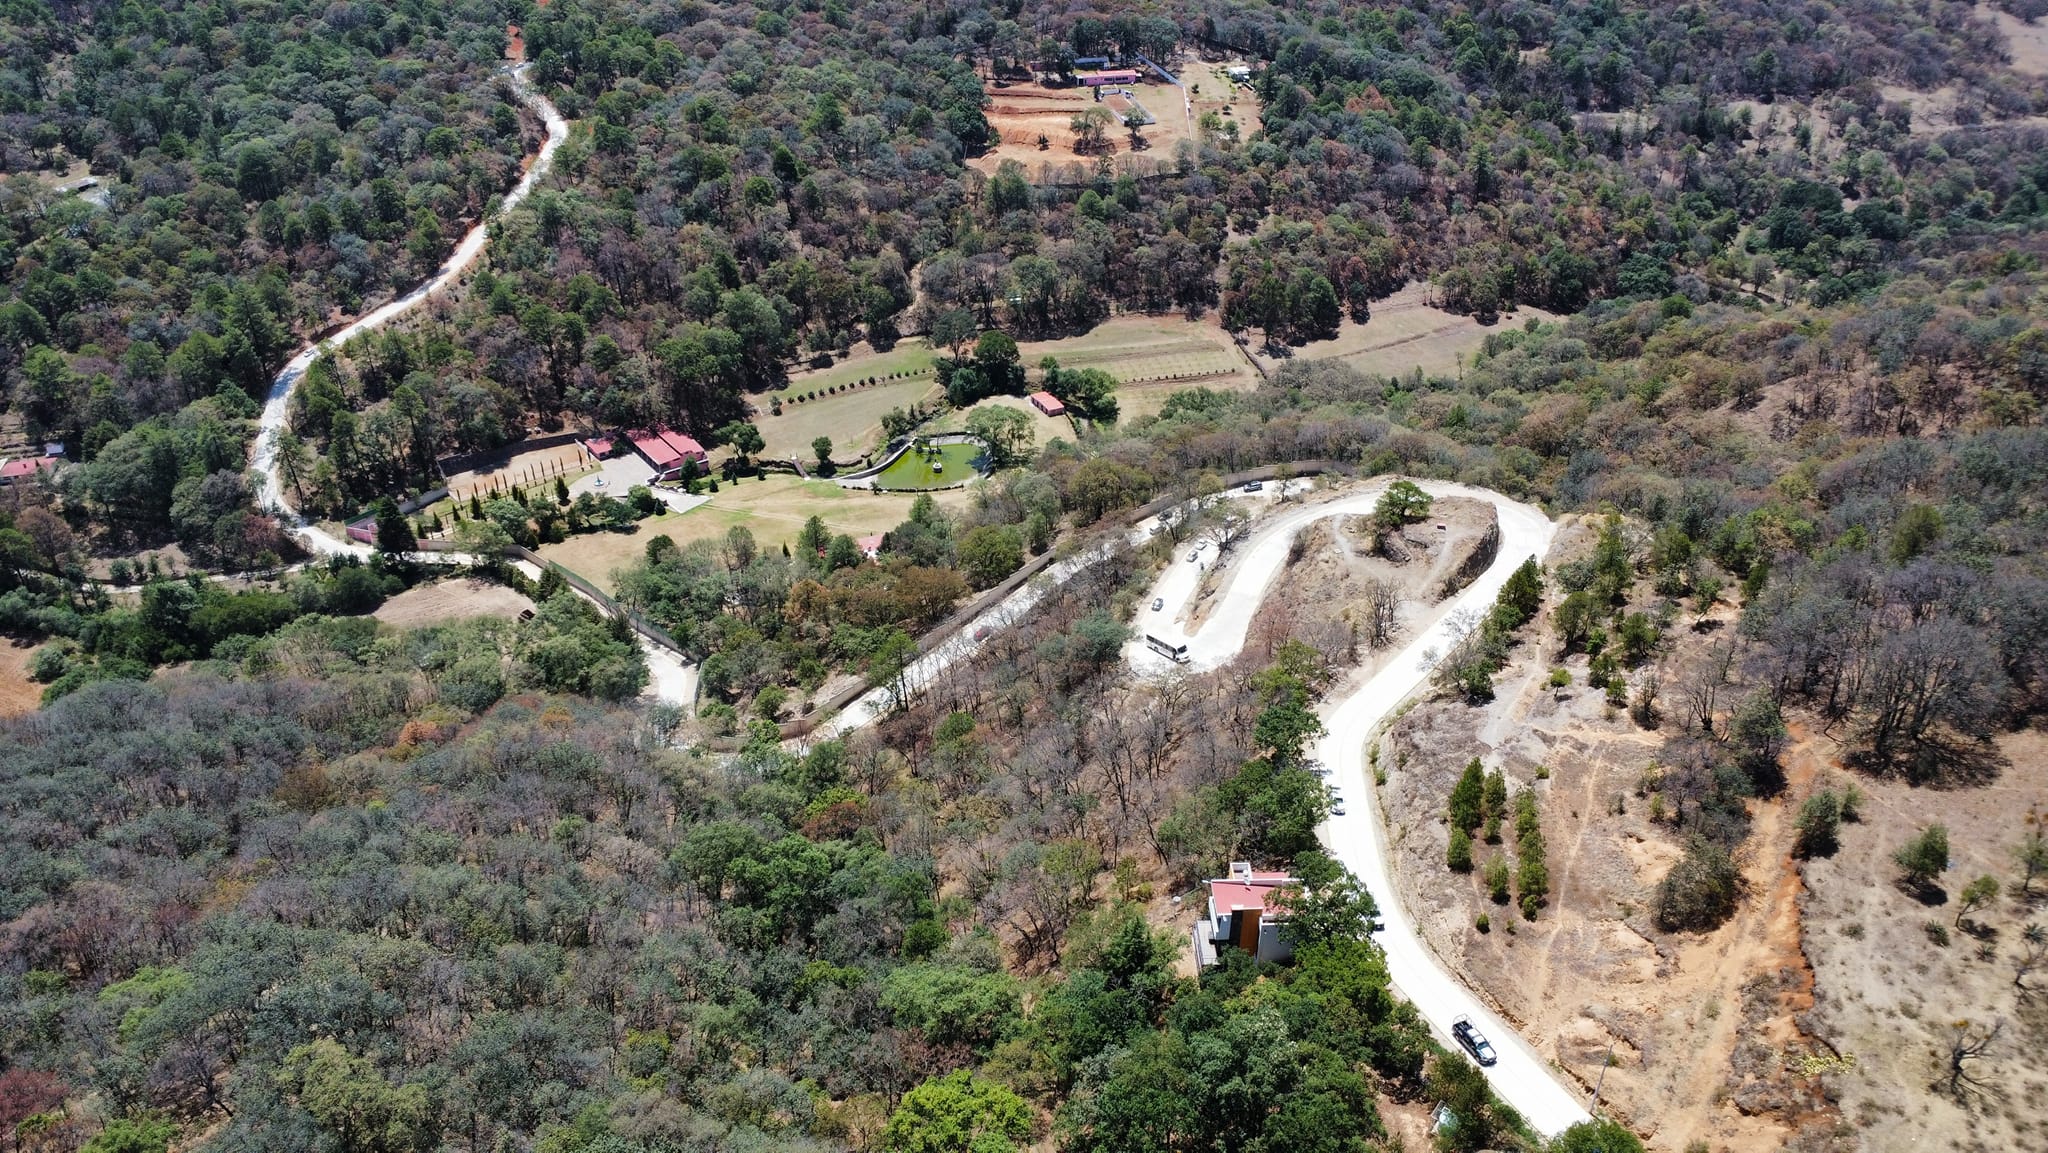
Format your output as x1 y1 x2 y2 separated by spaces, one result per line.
1451 1016 1498 1066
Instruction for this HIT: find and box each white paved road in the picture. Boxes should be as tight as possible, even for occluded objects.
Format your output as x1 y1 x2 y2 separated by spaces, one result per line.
229 70 713 713
1132 479 1591 1137
251 62 570 561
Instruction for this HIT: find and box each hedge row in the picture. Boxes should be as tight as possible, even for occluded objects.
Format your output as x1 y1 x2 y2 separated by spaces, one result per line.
1120 369 1235 385
776 367 936 407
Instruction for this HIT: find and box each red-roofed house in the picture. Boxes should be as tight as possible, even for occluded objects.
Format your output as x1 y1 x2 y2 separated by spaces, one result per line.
1193 861 1298 968
625 428 709 480
584 436 615 459
1028 390 1066 417
1080 69 1140 86
855 533 885 560
0 456 58 485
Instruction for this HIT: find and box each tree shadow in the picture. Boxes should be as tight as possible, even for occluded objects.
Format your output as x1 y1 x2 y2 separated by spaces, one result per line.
1898 879 1949 908
1847 734 2007 789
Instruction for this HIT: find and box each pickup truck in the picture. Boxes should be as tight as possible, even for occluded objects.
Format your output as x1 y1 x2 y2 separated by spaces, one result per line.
1451 1016 1498 1066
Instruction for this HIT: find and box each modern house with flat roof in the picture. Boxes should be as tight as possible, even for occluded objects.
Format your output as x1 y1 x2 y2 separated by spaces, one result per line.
1192 861 1298 968
1080 69 1140 86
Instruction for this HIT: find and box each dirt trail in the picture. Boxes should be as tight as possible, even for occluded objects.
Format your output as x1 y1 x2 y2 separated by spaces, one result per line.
1648 730 1830 1149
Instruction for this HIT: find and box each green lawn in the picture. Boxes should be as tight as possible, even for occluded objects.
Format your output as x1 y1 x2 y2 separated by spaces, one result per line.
873 442 985 491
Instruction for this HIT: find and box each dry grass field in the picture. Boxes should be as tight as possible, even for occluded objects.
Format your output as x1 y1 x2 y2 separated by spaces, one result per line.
371 578 535 627
1270 282 1562 384
537 474 972 592
1016 314 1259 419
0 638 42 717
1985 4 2048 75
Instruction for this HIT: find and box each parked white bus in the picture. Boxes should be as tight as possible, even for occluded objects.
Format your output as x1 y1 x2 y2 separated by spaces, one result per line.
1145 634 1189 662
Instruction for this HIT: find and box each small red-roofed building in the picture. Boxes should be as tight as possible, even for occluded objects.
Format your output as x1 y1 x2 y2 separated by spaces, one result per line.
1193 861 1298 968
0 455 58 485
855 533 885 560
1028 390 1066 417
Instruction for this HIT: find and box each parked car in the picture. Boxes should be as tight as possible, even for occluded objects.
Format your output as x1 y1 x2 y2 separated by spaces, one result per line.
972 625 991 641
1329 796 1346 816
1152 597 1164 611
1243 480 1263 491
1451 1016 1497 1066
1188 550 1200 562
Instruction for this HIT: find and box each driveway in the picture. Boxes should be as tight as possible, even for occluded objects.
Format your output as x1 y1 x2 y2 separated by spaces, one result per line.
571 453 710 515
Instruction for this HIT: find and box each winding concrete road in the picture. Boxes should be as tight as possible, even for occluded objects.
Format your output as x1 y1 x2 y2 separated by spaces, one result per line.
1131 479 1591 1137
250 62 569 560
227 68 726 705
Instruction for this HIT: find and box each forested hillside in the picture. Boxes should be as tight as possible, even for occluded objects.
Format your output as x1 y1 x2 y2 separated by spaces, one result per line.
4 0 2048 1150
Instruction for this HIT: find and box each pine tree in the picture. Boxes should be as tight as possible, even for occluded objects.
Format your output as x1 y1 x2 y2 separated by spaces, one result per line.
1448 757 1485 832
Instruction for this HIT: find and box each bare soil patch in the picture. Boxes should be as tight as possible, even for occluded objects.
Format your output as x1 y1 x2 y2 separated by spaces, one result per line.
1984 5 2048 75
0 638 43 716
1368 517 1845 1152
442 441 597 505
969 77 1199 183
1798 727 2048 1153
1209 494 1499 653
372 578 534 628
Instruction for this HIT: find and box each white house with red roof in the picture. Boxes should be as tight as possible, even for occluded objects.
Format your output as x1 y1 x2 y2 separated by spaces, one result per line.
1193 861 1298 968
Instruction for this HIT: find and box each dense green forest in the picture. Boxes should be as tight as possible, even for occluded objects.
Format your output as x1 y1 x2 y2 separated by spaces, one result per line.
5 0 2048 1149
0 603 1610 1153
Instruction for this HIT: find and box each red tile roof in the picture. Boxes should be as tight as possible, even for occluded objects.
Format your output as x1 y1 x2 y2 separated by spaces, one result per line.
0 456 57 480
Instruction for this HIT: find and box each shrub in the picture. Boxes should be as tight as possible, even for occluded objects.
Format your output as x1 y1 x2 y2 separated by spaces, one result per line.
1654 837 1740 931
1793 790 1842 858
1894 825 1950 890
1475 913 1490 933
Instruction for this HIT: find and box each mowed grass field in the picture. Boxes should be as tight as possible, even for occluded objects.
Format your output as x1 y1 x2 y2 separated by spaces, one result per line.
536 474 972 593
774 341 936 401
872 441 983 490
759 344 941 461
1017 314 1260 420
